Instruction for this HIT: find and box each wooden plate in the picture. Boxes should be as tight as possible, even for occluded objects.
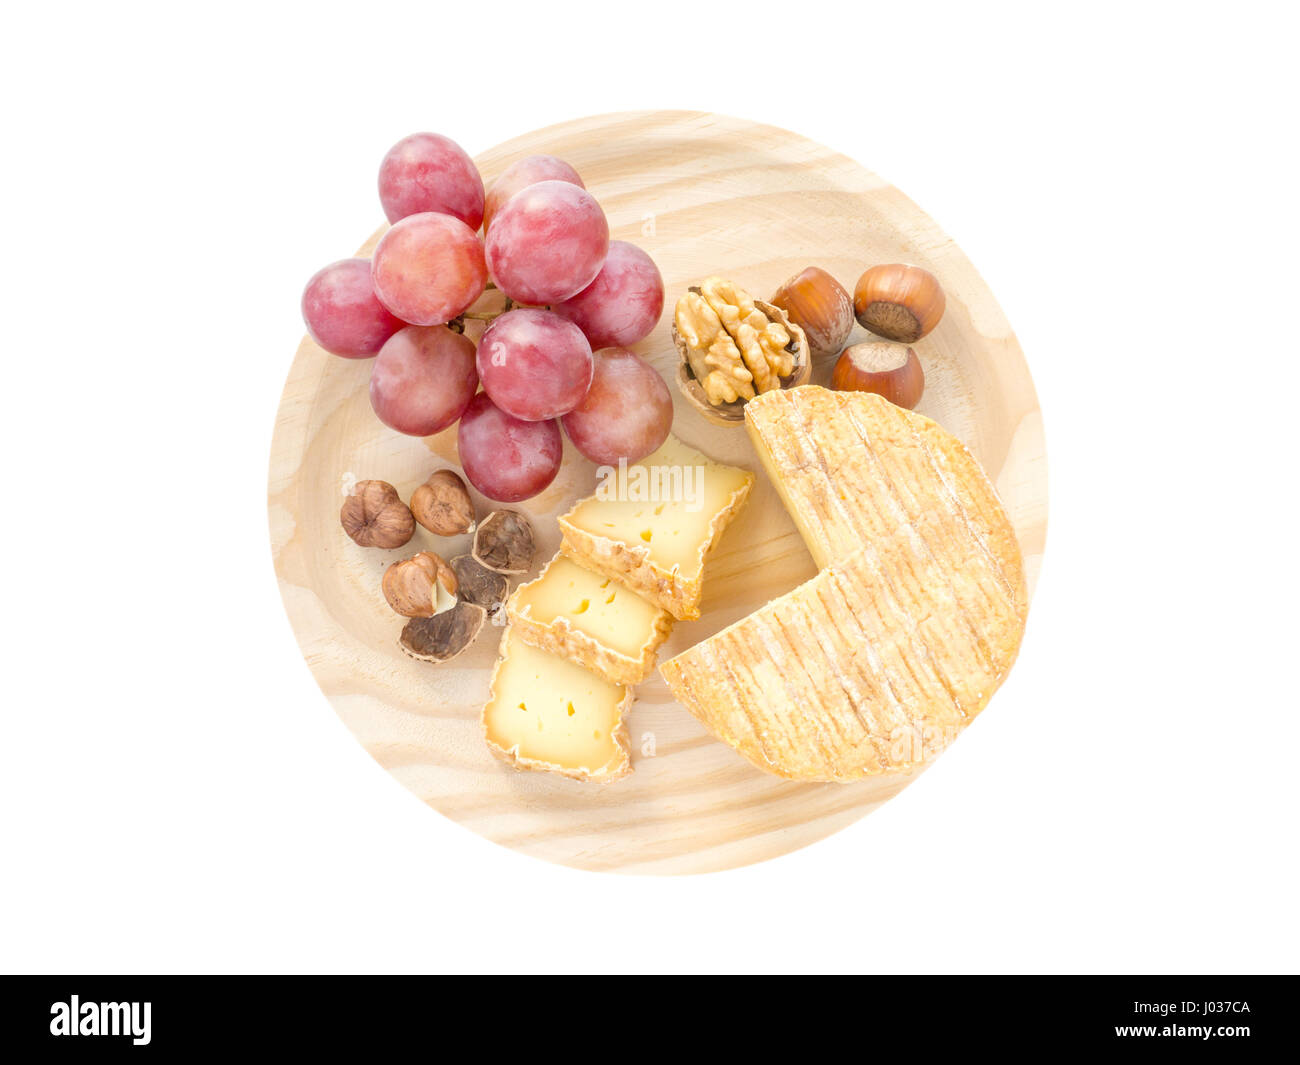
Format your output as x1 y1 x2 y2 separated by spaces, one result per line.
268 111 1047 875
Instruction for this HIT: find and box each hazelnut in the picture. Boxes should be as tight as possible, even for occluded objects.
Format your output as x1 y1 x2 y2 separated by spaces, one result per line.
770 267 854 359
831 342 925 410
399 600 486 663
340 480 415 549
410 469 476 536
853 264 945 343
472 510 535 574
381 551 458 618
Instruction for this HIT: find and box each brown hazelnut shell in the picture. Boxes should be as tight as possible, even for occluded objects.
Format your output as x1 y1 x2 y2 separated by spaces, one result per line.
450 554 509 612
399 600 486 663
673 298 811 427
472 510 536 574
853 264 945 343
831 342 925 410
770 268 854 359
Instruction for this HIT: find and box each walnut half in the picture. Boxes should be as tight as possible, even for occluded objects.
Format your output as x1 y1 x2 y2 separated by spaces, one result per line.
673 277 808 424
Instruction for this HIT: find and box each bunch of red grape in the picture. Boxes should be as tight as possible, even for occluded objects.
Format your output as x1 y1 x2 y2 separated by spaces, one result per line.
301 133 671 503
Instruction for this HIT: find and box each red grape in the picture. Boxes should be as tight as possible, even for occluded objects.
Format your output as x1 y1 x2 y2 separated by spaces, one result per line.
370 325 478 437
476 308 593 422
484 180 609 305
378 132 484 229
457 392 562 502
301 258 404 359
552 241 664 349
561 347 673 466
483 154 584 234
371 212 487 326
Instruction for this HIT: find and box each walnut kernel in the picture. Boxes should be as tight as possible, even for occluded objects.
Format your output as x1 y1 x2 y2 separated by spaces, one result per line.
673 278 803 407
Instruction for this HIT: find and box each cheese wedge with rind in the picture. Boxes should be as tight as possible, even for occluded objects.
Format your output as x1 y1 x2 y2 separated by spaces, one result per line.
507 554 673 686
483 628 632 783
660 387 1027 782
558 435 754 620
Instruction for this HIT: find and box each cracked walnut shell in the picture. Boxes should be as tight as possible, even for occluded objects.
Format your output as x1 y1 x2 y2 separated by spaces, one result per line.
673 277 809 426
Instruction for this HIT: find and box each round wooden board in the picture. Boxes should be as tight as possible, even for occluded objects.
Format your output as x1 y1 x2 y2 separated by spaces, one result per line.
269 111 1047 875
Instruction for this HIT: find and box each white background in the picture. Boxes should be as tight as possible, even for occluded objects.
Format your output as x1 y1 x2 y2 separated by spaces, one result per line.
2 1 1296 974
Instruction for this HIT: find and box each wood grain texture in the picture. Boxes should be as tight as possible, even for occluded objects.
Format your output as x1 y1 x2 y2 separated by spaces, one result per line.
268 111 1048 875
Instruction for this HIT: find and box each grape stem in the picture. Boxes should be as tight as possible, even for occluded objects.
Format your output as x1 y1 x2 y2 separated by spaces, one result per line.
447 294 555 333
452 295 531 329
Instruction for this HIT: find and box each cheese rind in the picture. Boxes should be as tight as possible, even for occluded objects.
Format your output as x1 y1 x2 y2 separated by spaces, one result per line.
558 436 754 620
660 387 1027 782
507 554 673 685
483 628 632 783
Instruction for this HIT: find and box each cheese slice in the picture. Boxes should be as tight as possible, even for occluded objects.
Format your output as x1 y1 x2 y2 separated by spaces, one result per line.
507 554 673 685
483 628 632 783
558 435 754 620
659 387 1027 782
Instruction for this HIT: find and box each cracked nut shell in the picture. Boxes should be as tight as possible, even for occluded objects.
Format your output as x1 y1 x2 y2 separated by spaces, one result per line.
399 600 486 663
410 469 476 536
450 554 509 612
340 480 415 549
472 510 535 574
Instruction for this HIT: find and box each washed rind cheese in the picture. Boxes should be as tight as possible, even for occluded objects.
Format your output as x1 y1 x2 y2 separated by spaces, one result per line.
507 553 673 685
483 627 632 783
558 436 754 620
659 387 1027 782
